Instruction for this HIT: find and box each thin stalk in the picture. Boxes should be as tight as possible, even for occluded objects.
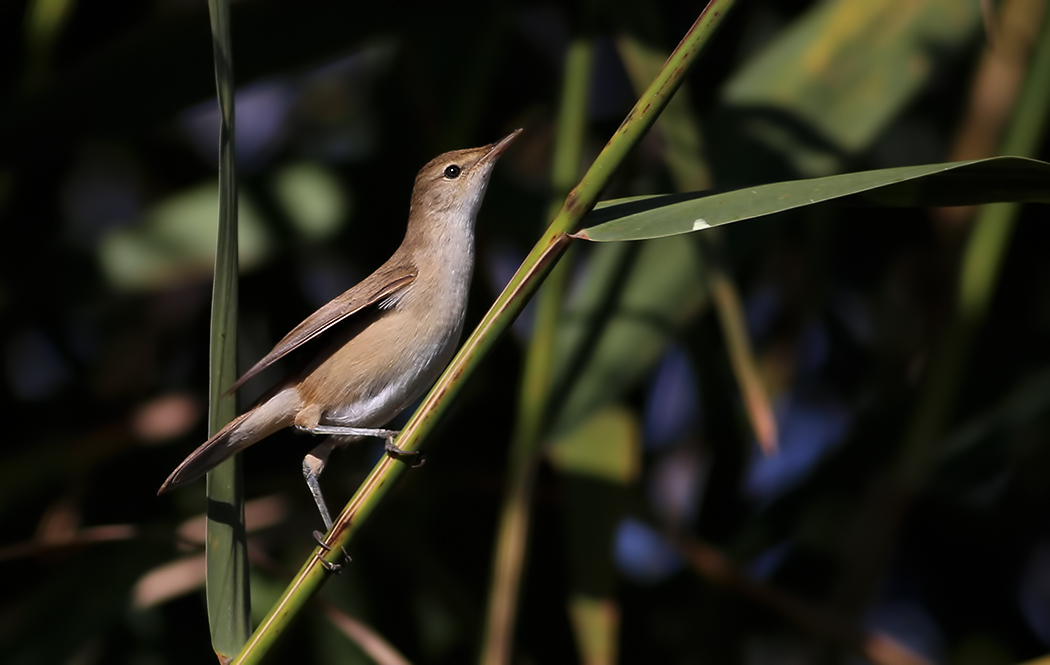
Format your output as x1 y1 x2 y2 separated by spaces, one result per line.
232 3 738 661
708 260 778 453
204 0 251 658
479 27 593 665
897 0 1050 487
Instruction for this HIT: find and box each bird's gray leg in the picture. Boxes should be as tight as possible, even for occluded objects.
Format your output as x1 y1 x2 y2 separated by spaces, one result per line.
300 424 425 467
306 424 399 438
303 438 341 531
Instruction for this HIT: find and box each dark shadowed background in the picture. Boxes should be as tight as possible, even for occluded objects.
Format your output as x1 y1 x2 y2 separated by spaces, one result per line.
2 0 1050 663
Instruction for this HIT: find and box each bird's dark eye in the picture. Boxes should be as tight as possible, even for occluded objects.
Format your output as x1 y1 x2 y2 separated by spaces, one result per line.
443 164 461 179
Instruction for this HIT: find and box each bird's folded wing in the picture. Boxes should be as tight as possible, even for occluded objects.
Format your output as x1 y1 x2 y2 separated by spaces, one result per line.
227 263 417 393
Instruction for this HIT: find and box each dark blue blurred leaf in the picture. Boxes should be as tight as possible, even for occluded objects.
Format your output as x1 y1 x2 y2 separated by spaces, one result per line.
643 345 700 450
744 394 851 502
614 518 684 585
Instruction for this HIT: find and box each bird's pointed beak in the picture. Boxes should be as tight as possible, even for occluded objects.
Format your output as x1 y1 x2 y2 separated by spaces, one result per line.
480 128 523 165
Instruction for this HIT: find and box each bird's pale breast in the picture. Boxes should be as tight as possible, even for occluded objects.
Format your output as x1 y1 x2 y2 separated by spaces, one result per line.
297 249 472 429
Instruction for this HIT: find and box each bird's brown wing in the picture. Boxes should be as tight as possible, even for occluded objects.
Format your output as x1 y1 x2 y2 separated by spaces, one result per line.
227 262 417 393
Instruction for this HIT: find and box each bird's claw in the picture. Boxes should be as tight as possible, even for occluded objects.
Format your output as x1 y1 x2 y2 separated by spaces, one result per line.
384 439 425 468
313 530 350 573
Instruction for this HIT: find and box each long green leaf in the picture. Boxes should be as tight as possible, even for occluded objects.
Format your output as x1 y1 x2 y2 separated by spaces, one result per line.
205 0 251 658
575 156 1050 242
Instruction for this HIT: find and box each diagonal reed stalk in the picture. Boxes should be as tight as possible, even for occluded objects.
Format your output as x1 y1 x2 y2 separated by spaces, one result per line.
204 0 251 659
231 2 738 661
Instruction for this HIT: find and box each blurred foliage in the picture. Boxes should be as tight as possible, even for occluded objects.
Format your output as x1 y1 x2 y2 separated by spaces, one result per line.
2 0 1050 664
99 182 272 291
722 0 980 175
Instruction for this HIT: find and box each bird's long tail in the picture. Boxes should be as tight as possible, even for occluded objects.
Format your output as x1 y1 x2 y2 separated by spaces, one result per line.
158 387 300 494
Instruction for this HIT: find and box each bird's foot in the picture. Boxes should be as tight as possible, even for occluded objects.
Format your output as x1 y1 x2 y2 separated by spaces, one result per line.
384 436 425 468
313 530 351 573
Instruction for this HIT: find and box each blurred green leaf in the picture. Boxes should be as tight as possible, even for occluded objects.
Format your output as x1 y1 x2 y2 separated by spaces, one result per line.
723 0 981 173
272 162 350 241
547 406 640 483
577 156 1050 242
98 183 272 291
567 594 620 665
549 406 638 662
550 237 706 436
21 0 76 91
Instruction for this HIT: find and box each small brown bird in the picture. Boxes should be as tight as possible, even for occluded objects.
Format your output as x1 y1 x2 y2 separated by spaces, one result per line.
159 130 521 529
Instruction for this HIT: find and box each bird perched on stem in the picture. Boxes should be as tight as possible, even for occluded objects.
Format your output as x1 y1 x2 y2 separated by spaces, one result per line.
159 129 521 530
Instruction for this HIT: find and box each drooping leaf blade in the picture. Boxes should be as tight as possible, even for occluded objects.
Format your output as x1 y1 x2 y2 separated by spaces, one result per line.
576 156 1050 242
